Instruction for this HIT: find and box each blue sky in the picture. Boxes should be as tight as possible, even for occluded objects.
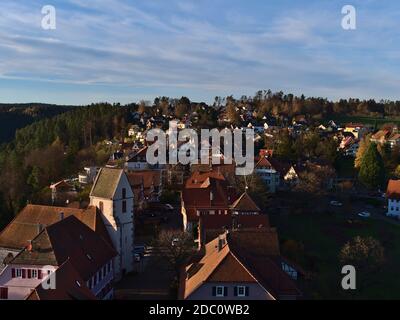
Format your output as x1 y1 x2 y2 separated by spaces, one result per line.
0 0 399 105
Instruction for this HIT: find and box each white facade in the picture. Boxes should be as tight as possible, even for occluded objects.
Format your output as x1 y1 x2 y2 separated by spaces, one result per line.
0 264 56 300
387 198 400 218
90 172 135 279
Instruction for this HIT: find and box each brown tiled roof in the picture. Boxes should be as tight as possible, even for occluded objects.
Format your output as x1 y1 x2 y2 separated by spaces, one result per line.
200 214 270 231
180 229 302 299
181 237 258 299
0 204 111 250
387 179 400 200
185 171 226 189
27 260 96 300
230 193 260 212
228 228 280 257
11 215 116 281
90 167 123 199
127 170 161 189
228 229 301 298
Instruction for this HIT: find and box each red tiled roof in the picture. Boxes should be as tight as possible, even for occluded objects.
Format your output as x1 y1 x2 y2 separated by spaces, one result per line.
0 205 112 250
11 215 117 281
231 193 260 212
387 179 400 200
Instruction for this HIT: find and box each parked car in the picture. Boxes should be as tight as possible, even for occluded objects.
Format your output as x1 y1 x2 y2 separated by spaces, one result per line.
358 211 371 218
330 200 343 207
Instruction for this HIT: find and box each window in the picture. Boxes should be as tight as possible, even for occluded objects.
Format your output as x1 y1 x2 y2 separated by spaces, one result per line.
15 269 22 278
0 287 8 300
122 200 127 213
31 269 38 279
236 286 246 297
215 286 225 297
122 188 126 199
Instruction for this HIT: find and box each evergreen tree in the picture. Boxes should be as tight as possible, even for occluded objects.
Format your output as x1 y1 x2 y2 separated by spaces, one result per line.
358 143 385 189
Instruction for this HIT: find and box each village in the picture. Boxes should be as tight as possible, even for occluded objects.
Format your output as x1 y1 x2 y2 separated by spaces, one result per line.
0 103 399 301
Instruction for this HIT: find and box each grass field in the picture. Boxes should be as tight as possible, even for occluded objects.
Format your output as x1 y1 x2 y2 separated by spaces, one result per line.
329 115 400 128
271 211 400 299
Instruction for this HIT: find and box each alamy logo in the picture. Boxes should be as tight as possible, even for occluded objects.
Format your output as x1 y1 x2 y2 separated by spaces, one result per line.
341 5 356 30
146 121 255 175
341 265 356 290
41 5 56 30
41 266 57 290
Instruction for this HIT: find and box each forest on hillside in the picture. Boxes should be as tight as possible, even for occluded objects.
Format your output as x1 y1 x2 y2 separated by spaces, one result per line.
0 103 76 143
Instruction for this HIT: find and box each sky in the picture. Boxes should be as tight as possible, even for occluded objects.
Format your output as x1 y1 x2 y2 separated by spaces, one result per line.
0 0 399 105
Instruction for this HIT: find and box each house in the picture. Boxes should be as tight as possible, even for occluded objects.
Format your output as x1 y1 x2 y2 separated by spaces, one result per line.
89 167 135 279
343 123 368 140
181 171 237 232
0 215 116 300
127 170 162 210
125 146 163 171
371 127 400 149
49 180 77 205
255 157 280 193
386 179 400 218
27 260 96 300
230 192 261 215
255 157 299 190
179 229 302 300
78 166 99 184
0 205 110 274
199 214 270 245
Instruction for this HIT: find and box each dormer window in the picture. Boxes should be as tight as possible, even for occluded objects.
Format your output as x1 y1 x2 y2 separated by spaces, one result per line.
122 188 126 199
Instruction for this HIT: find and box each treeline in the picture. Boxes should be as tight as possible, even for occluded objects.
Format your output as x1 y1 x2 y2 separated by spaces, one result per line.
221 91 400 122
0 103 75 143
0 103 135 227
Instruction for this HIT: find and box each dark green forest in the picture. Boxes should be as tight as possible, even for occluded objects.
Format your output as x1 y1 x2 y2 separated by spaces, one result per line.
0 103 75 143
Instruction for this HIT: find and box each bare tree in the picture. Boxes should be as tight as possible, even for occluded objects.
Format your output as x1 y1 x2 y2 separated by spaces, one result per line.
153 230 196 282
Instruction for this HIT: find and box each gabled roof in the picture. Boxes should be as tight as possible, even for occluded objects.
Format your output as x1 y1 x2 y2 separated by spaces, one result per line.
0 205 111 250
126 146 148 162
10 216 116 281
181 237 259 299
27 260 96 300
387 179 400 200
255 157 274 170
181 229 301 300
90 167 123 199
230 193 260 212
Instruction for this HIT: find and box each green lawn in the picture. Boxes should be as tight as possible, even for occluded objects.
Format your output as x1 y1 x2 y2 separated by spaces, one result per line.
271 211 400 299
329 115 400 128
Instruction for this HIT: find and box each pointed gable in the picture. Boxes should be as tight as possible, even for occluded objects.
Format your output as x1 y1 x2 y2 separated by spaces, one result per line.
231 193 260 213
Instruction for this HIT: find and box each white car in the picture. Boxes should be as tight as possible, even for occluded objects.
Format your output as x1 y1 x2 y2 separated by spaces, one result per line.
330 201 343 207
358 211 371 218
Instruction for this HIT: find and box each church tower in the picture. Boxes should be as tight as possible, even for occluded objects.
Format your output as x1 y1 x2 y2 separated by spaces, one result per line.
89 167 134 280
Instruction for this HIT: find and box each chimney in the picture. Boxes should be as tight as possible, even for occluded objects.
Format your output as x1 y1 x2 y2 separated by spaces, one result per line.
27 240 32 252
60 211 64 221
